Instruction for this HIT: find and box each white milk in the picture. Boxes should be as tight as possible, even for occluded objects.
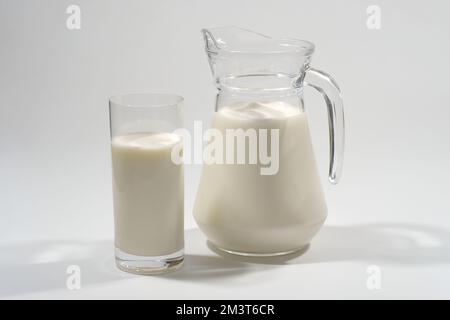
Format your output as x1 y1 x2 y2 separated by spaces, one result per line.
112 132 183 256
194 101 327 254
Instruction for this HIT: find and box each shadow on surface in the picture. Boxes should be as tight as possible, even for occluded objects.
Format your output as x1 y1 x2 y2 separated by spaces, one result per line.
1 223 449 295
0 239 127 297
291 223 450 265
162 223 450 282
160 254 264 280
203 224 450 265
160 228 278 281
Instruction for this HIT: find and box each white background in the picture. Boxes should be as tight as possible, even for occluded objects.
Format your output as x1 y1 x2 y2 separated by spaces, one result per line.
1 0 450 299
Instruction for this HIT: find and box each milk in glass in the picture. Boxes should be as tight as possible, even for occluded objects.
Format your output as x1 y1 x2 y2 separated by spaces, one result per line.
112 132 184 256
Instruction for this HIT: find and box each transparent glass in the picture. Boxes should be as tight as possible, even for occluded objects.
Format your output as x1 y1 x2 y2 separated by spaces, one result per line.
194 27 345 257
202 27 344 182
109 93 184 274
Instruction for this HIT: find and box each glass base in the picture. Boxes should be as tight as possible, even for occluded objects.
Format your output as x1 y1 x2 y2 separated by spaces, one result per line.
115 247 184 275
207 241 309 258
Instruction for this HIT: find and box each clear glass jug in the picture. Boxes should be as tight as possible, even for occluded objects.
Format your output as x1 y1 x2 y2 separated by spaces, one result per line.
194 27 344 256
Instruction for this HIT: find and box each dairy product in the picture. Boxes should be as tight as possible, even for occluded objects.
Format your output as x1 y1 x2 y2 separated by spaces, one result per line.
194 101 327 254
112 132 184 256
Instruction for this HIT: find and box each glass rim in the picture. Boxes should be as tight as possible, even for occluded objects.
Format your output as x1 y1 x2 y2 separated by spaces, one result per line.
109 92 184 109
206 39 315 55
202 27 315 55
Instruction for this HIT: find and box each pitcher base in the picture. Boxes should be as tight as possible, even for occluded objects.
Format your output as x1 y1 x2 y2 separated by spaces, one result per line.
207 241 310 258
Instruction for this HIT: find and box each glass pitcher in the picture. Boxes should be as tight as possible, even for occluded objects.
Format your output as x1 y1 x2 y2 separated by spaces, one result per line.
193 27 344 257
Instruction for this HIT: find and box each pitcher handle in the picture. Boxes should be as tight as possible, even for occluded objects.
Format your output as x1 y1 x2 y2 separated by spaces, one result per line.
304 67 345 184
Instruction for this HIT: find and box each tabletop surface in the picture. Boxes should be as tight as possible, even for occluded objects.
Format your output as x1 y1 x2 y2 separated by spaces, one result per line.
2 222 450 299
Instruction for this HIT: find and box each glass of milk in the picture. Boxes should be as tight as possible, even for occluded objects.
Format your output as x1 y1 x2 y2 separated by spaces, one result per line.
109 93 184 274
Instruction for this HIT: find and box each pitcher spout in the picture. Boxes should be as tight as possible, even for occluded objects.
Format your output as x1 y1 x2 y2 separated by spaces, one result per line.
201 26 315 91
201 28 218 53
201 26 273 53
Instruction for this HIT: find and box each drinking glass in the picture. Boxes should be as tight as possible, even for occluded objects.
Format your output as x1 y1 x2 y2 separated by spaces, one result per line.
109 93 184 274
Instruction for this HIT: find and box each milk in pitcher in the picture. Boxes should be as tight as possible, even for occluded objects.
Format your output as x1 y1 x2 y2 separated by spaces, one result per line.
194 101 327 255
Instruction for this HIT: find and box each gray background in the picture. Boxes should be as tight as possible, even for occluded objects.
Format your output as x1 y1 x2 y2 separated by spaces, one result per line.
1 0 449 298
